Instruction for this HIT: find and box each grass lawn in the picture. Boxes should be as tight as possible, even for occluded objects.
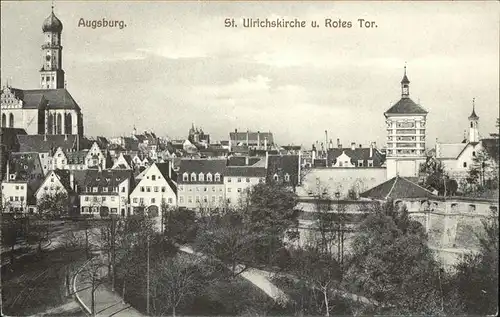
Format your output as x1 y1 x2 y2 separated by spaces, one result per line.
1 247 87 316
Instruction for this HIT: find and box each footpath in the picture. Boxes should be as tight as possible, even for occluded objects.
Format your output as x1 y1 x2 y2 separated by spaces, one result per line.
73 257 144 317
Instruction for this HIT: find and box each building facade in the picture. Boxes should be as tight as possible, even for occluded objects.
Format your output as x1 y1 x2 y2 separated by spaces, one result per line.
224 166 266 206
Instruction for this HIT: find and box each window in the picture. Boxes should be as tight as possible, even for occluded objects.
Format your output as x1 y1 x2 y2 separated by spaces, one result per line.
85 196 89 201
102 197 107 202
339 162 343 167
140 198 144 204
199 173 205 182
152 175 156 181
472 151 476 157
227 177 232 183
183 173 188 181
284 174 290 182
196 196 200 203
358 160 364 167
237 188 242 193
111 197 115 202
103 187 108 193
179 196 184 203
141 186 145 192
146 187 151 192
15 185 19 190
227 188 232 192
215 173 220 182
367 160 374 167
93 187 98 193
191 173 196 181
212 186 216 192
207 173 213 182
161 186 166 192
154 186 159 192
168 198 173 204
273 174 278 181
121 187 125 192
219 196 223 202
237 178 242 183
179 185 183 192
490 206 498 213
151 198 156 204
212 196 216 202
463 162 467 168
203 196 208 203
188 196 192 203
468 204 476 212
246 178 250 183
204 187 208 192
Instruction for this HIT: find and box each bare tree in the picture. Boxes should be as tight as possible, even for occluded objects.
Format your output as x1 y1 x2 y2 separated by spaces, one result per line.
150 253 202 317
79 257 108 316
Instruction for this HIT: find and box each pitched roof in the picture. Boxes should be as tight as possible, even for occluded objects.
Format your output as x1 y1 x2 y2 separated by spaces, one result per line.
155 162 177 194
10 88 81 110
436 143 467 159
385 98 427 115
1 128 27 151
226 166 267 177
326 147 385 167
360 176 438 200
177 159 227 183
66 150 89 165
266 154 299 184
229 131 274 144
73 169 133 193
17 135 90 153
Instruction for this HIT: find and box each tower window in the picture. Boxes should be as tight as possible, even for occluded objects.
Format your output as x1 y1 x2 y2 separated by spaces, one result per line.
472 151 476 157
463 162 467 168
471 122 473 128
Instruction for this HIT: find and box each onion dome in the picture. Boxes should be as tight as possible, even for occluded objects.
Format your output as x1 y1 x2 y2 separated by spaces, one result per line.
468 98 479 120
42 11 63 33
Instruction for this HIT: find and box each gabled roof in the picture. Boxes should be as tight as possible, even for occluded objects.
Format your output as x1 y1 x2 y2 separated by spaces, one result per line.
7 152 45 193
53 169 73 193
18 135 91 153
266 154 299 184
73 169 133 193
154 162 177 194
385 98 428 115
9 88 81 111
360 176 438 200
66 150 89 165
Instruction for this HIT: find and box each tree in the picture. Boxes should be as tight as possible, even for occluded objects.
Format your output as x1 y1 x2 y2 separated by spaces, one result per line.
343 201 446 315
194 209 265 278
36 192 69 218
243 183 300 265
467 149 498 190
420 157 458 196
79 258 108 316
452 210 498 315
150 254 202 317
163 206 197 244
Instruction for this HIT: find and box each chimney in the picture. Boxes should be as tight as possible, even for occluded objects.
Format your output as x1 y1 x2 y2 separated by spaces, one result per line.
70 171 75 190
64 134 67 141
257 131 260 149
245 156 249 166
168 160 172 179
325 130 328 152
264 137 268 149
351 142 355 151
43 134 47 142
369 142 373 158
265 151 269 169
337 138 341 148
321 142 324 152
329 139 333 150
246 130 249 146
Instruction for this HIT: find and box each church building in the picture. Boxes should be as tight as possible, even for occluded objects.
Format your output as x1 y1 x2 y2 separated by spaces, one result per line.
384 66 428 179
0 8 84 136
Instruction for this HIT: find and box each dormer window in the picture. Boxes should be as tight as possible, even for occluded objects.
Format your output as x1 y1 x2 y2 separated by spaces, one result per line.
191 172 196 181
367 160 374 167
273 174 278 181
214 173 221 182
284 173 290 182
199 173 205 182
183 173 188 181
358 160 364 167
207 173 213 182
93 187 98 193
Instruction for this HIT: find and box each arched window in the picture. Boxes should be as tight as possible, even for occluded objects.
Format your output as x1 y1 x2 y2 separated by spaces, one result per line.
65 113 72 134
191 172 196 181
56 113 62 134
9 113 14 127
470 122 473 128
198 173 204 182
1 113 6 127
47 113 54 134
183 173 188 181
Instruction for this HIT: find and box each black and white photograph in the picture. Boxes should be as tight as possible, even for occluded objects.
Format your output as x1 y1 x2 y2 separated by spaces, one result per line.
1 1 499 316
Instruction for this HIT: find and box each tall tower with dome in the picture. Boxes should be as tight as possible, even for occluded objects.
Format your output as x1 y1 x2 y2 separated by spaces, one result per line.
0 7 84 136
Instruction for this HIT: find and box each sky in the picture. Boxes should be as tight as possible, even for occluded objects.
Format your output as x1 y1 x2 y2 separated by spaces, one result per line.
1 1 499 148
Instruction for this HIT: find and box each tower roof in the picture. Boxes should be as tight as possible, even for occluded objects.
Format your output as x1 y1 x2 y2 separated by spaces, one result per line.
42 10 63 33
401 66 410 84
385 98 428 115
468 98 479 120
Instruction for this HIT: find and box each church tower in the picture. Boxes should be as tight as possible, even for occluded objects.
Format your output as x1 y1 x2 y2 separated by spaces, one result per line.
40 6 65 89
468 98 479 143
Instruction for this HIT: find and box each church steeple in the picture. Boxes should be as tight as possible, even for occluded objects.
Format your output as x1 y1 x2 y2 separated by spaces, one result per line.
401 64 410 98
468 98 479 143
40 4 65 89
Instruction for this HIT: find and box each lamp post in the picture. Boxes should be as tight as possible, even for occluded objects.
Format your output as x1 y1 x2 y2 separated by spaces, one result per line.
335 191 341 266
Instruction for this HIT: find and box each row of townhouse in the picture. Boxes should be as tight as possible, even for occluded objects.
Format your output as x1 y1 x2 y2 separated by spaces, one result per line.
1 152 301 217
